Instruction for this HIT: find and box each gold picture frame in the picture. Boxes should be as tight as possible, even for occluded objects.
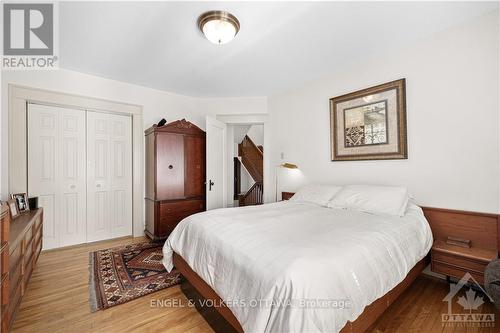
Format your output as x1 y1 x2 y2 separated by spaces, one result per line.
330 79 407 161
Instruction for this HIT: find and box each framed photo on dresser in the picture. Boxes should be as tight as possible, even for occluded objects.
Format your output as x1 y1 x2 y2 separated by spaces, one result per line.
7 199 19 219
11 193 30 214
330 79 407 161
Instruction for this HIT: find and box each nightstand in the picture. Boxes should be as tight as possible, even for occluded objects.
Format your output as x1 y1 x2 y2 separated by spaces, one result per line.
281 192 295 201
431 239 498 284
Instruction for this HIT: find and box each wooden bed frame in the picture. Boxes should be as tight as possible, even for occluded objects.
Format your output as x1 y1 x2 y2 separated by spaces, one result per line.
173 193 500 333
173 253 428 333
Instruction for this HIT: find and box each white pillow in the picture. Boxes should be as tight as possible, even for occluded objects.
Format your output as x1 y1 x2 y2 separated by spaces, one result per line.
289 185 342 206
327 185 410 217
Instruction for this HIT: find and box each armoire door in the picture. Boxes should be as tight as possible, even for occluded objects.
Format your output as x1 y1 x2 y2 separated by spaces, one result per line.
184 135 205 198
28 104 87 249
87 111 132 242
156 133 184 200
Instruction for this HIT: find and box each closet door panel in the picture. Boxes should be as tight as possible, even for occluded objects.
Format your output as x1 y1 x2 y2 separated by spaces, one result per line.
87 112 111 242
59 109 86 247
28 104 86 249
94 191 108 232
28 105 59 249
109 114 132 238
38 195 56 247
28 106 58 196
87 112 132 241
156 133 184 200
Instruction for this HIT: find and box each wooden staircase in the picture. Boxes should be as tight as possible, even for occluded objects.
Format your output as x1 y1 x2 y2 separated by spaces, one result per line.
237 135 263 206
238 182 263 207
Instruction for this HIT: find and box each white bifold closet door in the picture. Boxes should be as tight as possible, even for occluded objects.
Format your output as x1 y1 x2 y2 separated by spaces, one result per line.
28 104 87 249
28 104 133 249
86 111 132 242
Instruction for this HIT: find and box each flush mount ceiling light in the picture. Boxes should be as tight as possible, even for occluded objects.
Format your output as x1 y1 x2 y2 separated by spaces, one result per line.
197 10 240 45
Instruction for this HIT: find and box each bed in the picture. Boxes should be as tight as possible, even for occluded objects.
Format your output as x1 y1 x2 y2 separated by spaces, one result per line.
162 199 433 333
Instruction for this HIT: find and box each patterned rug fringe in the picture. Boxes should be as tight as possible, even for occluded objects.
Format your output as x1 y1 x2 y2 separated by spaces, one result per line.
89 252 100 312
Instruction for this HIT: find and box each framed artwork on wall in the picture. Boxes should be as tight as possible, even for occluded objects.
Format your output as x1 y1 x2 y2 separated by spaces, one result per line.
330 79 407 161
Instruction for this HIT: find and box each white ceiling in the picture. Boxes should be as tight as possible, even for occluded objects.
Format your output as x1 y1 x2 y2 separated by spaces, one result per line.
60 1 498 97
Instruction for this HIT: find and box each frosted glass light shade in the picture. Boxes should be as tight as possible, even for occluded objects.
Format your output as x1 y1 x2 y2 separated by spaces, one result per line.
202 20 237 44
198 11 240 45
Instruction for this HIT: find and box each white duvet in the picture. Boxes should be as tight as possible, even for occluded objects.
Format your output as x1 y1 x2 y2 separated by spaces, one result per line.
163 201 433 333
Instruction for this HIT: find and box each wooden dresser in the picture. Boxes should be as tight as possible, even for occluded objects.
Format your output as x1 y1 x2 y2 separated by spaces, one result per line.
0 205 9 332
0 204 43 332
145 119 206 240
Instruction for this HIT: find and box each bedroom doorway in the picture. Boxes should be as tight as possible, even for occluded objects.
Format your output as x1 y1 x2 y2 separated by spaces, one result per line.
231 124 264 207
205 114 268 210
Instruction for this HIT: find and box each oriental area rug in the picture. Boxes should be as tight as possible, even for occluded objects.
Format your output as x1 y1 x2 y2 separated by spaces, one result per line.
89 242 181 311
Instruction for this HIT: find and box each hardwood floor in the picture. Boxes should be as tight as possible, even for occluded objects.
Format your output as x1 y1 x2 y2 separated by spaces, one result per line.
371 274 499 333
12 237 213 333
12 237 499 333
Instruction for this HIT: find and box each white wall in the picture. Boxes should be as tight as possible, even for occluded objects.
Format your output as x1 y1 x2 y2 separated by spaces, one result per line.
233 125 252 144
247 124 264 147
267 11 500 213
194 97 267 117
0 69 267 199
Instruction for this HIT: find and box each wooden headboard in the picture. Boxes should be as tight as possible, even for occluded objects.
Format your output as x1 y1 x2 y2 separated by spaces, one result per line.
421 207 499 254
281 192 500 254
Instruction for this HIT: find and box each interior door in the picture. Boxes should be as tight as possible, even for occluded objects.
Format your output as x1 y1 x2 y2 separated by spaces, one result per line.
28 104 86 249
206 116 227 210
87 111 132 242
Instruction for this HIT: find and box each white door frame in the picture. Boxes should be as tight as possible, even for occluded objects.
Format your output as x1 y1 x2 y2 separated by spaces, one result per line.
8 84 144 238
215 114 270 204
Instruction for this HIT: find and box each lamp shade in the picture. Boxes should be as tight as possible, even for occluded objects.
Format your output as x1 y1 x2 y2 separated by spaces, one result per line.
280 163 298 169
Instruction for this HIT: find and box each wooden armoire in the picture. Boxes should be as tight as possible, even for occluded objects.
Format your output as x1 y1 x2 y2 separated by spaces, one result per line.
145 119 206 240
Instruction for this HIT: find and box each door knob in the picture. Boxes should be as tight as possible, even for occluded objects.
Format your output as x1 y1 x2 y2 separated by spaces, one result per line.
96 184 101 188
70 185 76 189
209 180 214 191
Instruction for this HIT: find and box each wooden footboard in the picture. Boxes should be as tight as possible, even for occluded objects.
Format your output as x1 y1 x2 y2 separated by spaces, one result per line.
173 252 429 333
173 252 244 332
340 257 428 333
